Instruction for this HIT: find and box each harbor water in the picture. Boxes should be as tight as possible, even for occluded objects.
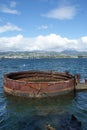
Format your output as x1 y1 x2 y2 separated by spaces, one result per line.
0 58 87 129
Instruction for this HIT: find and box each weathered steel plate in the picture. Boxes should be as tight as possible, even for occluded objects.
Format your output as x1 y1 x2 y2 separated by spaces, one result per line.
3 71 76 98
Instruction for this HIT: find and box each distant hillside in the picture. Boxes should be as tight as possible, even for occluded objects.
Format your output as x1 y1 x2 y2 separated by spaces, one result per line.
61 50 78 55
0 50 87 59
61 49 87 57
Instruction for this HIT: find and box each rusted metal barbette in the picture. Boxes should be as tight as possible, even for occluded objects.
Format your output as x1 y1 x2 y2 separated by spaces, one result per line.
3 71 76 98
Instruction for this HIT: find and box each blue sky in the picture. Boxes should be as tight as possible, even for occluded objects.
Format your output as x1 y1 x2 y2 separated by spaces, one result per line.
0 0 87 52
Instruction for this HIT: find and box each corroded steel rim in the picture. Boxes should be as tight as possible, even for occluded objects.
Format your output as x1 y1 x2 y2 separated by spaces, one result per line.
4 71 74 82
3 71 76 98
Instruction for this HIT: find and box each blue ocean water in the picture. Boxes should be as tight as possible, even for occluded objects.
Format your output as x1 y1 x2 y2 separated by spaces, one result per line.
0 58 87 130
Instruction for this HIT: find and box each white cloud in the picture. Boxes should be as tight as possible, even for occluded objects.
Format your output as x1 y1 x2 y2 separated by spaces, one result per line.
81 36 87 44
0 34 87 52
43 5 76 20
0 2 20 15
0 34 23 51
0 23 22 33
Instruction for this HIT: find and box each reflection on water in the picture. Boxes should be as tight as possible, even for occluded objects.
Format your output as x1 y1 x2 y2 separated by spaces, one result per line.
5 92 74 114
4 92 75 130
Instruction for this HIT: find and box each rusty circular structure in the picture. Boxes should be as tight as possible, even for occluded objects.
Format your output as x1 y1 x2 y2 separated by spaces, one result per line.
3 71 76 98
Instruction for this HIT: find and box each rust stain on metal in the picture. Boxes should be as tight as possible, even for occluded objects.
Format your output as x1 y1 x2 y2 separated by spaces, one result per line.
3 71 76 98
